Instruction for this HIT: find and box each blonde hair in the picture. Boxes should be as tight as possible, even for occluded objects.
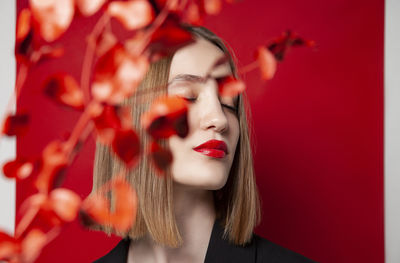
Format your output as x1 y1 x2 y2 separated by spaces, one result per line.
92 26 261 247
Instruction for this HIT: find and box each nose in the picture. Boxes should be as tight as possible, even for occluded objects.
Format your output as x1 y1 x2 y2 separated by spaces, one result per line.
199 92 228 133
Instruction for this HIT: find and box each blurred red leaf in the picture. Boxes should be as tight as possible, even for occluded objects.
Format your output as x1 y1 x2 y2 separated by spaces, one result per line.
75 0 107 16
216 76 246 97
185 3 203 25
203 0 222 15
38 46 65 62
148 14 194 57
35 141 69 193
80 178 137 232
20 229 47 263
2 158 35 180
92 44 149 104
267 30 315 61
29 0 75 42
43 74 84 110
95 31 118 57
154 0 179 11
141 96 188 139
0 231 20 262
2 112 30 137
256 46 277 80
107 0 155 30
149 141 172 174
91 104 132 144
49 188 81 222
16 8 32 42
112 129 141 168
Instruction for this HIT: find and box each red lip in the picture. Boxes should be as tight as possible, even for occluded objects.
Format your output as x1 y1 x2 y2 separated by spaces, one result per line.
193 139 228 158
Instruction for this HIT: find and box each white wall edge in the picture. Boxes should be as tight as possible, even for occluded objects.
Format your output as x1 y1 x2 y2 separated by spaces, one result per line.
384 0 400 262
0 1 16 235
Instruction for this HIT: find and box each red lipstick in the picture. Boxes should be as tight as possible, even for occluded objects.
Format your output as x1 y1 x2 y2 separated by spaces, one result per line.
193 139 228 158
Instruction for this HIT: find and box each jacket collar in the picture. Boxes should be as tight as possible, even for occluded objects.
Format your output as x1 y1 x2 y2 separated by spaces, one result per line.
95 218 256 263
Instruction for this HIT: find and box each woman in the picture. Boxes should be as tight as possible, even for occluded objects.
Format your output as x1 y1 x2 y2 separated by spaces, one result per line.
92 26 315 263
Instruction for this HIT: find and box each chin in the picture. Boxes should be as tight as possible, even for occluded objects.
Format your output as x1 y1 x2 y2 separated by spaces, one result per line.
173 172 229 190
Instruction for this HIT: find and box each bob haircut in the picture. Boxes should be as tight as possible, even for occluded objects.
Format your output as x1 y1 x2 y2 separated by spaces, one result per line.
92 26 261 247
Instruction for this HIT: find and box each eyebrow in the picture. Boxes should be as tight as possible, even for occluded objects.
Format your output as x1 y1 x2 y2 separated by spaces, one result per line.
168 74 207 85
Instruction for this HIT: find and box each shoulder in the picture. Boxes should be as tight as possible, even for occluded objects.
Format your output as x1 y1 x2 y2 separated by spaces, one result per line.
92 238 130 263
253 234 317 263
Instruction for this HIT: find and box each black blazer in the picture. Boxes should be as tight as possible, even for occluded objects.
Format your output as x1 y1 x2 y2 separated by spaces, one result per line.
94 219 316 263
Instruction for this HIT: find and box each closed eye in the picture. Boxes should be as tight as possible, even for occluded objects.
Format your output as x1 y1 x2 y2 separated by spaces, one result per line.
222 104 238 112
183 97 237 113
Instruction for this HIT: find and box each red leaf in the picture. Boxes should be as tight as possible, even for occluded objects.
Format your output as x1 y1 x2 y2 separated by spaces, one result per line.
2 112 30 137
80 178 137 232
43 74 84 110
92 44 149 104
16 8 32 42
267 30 314 61
110 178 137 231
20 229 47 263
141 96 189 139
29 0 75 42
49 188 81 222
148 14 194 57
112 129 141 168
75 0 107 16
95 31 118 57
35 141 69 193
256 46 277 80
107 0 155 31
91 104 132 144
38 46 65 61
149 141 172 174
0 231 20 262
185 3 203 25
203 0 222 15
216 76 246 97
2 158 35 180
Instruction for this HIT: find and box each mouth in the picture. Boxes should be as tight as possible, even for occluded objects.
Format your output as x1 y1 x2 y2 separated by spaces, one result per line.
193 139 228 159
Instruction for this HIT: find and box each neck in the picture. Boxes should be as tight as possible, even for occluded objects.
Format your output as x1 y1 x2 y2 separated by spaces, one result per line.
128 183 216 263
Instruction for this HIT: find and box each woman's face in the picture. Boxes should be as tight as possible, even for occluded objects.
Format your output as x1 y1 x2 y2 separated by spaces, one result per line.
168 38 240 190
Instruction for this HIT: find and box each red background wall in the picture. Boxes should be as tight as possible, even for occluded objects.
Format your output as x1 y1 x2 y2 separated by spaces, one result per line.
16 0 384 262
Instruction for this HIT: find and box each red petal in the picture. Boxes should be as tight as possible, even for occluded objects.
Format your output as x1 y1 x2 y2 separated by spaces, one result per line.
16 8 32 42
185 3 203 25
107 0 154 31
91 104 132 144
2 112 30 137
75 0 107 16
109 178 137 232
0 231 20 261
92 45 149 104
20 229 47 263
149 141 172 174
95 31 118 57
80 178 137 232
141 96 188 139
2 158 35 180
49 188 81 222
148 15 194 57
29 0 75 42
43 74 84 110
267 30 314 61
112 129 141 168
203 0 222 15
256 46 277 80
35 141 69 192
216 76 246 98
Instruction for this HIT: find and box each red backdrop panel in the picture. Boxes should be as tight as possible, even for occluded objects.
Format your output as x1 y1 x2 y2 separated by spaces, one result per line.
16 0 384 262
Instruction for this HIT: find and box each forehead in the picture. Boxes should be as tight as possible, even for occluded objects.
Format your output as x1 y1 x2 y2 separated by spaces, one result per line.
168 38 231 81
